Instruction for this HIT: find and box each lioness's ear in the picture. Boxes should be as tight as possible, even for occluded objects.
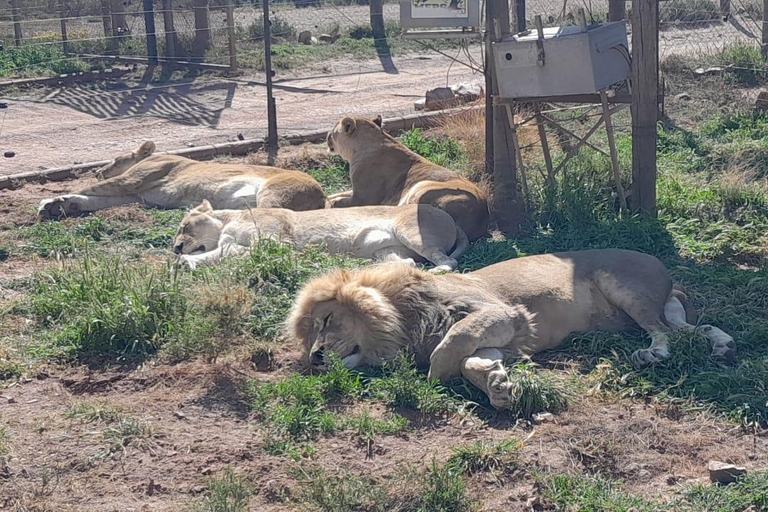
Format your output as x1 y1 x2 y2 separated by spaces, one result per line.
196 199 213 213
139 141 156 157
373 115 383 128
341 117 356 135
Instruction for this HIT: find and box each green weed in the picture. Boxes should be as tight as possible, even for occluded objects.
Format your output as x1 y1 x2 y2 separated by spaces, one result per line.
446 439 522 476
505 363 568 418
65 401 122 423
195 468 253 512
372 352 458 414
416 459 474 512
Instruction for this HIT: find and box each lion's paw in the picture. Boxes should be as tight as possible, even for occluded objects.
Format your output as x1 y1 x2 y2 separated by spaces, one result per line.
487 370 514 410
703 325 736 363
178 255 198 270
37 196 79 220
428 261 457 274
630 347 669 369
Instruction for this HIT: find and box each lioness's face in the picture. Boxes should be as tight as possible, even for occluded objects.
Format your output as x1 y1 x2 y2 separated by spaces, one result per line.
172 210 222 255
326 115 383 159
305 300 370 370
96 141 156 180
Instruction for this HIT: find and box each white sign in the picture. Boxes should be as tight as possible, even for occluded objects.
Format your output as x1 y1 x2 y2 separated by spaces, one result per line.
412 0 467 19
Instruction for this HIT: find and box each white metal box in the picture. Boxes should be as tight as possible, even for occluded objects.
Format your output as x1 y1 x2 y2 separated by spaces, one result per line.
492 22 630 99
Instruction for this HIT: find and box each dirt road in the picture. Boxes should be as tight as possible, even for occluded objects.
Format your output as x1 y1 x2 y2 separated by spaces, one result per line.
0 51 483 177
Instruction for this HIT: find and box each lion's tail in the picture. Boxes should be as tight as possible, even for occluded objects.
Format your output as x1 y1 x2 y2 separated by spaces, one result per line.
669 284 698 325
449 225 470 260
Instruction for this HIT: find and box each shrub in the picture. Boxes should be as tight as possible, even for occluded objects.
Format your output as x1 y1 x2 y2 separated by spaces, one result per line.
248 16 296 41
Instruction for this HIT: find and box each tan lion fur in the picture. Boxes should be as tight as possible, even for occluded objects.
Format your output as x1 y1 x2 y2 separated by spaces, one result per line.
287 249 736 409
38 142 326 219
325 116 491 241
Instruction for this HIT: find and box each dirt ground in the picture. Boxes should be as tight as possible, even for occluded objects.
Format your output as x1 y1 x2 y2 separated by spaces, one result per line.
1 164 766 511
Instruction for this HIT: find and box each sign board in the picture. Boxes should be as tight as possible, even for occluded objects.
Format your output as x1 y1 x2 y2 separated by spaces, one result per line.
400 0 480 37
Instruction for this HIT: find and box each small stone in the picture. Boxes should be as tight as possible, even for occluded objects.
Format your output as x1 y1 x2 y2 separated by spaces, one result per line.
237 133 245 141
3 151 15 158
173 410 186 420
525 495 542 510
674 92 691 101
201 467 213 476
414 98 426 111
187 143 195 148
190 485 205 495
298 30 312 45
318 34 335 43
5 397 15 404
532 412 555 424
707 460 747 484
0 102 8 109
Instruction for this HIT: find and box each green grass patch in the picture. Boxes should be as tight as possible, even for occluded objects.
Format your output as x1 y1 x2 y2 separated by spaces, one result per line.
660 0 721 23
194 468 253 512
446 439 522 476
0 42 94 78
504 363 568 418
65 401 122 423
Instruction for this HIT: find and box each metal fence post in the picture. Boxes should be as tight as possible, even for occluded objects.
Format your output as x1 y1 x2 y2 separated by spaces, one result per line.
59 0 69 54
144 0 159 64
515 0 526 33
226 0 237 71
263 0 278 148
11 0 23 46
162 0 177 62
609 0 626 21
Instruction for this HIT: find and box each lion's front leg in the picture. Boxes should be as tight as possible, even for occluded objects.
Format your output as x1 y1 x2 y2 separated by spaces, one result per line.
427 305 532 381
461 348 516 410
38 193 141 220
327 190 356 208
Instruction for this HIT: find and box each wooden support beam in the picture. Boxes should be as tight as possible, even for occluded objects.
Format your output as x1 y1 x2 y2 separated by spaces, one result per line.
630 0 659 215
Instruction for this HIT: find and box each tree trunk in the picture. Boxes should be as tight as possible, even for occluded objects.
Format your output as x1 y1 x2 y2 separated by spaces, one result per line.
369 0 385 41
192 0 210 61
111 0 129 37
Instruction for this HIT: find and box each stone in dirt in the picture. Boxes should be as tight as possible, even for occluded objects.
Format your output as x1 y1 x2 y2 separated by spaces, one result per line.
414 97 426 111
707 460 747 484
754 90 768 112
451 82 483 103
298 30 312 45
532 412 555 424
425 87 457 111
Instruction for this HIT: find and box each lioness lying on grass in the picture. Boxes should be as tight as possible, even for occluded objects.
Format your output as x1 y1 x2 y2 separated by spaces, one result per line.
326 116 491 241
38 142 326 220
288 249 736 410
172 200 468 271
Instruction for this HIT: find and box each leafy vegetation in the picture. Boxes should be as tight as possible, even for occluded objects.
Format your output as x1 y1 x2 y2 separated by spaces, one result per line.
446 439 522 476
195 469 253 512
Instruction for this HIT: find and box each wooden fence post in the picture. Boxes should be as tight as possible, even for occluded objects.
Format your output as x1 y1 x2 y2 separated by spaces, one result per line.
143 0 158 64
192 0 210 61
11 0 23 46
111 0 128 38
225 0 237 71
162 0 177 62
763 0 768 57
631 0 659 215
263 0 278 148
608 0 626 21
100 0 118 55
59 0 69 54
515 0 526 32
720 0 730 18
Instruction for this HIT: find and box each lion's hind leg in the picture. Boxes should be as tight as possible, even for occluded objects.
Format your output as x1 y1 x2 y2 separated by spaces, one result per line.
38 193 141 220
664 294 736 363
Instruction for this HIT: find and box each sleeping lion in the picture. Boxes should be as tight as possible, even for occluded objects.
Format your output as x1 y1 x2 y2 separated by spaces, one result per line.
326 115 491 242
38 141 326 220
173 200 468 272
288 249 736 410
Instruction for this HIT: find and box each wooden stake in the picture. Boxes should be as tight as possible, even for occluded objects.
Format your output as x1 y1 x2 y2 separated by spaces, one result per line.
162 0 177 62
59 0 69 55
601 91 627 210
144 0 158 64
263 0 278 148
226 0 237 71
10 0 22 46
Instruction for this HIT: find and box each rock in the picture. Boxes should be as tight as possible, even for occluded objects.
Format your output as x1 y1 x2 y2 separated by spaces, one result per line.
187 143 195 148
425 87 458 111
755 90 768 112
450 82 483 103
3 151 15 158
310 36 318 44
200 467 213 476
3 396 15 404
298 30 312 45
525 495 543 510
0 102 7 109
414 97 426 111
237 133 245 141
173 410 186 420
674 92 691 101
318 34 339 43
532 412 555 424
707 461 747 484
190 485 206 495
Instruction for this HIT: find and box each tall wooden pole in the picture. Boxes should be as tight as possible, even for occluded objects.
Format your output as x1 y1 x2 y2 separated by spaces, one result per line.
631 0 659 215
59 0 69 55
515 0 526 32
143 0 158 64
763 0 768 57
225 0 237 71
263 0 278 148
484 0 494 184
488 0 524 233
11 0 23 46
608 0 626 21
162 0 177 62
100 0 118 55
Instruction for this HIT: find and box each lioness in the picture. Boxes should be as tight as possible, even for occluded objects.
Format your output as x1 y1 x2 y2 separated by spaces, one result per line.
289 249 736 410
326 116 490 241
38 141 326 219
173 200 468 272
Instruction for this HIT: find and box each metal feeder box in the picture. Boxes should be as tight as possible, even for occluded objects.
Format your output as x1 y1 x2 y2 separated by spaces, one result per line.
492 21 630 99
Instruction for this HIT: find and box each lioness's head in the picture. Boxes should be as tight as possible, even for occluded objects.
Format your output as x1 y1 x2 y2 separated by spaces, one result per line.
326 115 385 159
288 264 431 370
172 200 223 255
96 141 156 180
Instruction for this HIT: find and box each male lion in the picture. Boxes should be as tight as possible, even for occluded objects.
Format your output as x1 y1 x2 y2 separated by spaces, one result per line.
326 116 490 242
288 249 736 410
173 200 468 272
38 141 326 219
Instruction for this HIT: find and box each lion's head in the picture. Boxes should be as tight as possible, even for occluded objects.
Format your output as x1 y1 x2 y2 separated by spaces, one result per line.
172 200 224 255
96 141 156 180
326 115 385 159
287 263 456 371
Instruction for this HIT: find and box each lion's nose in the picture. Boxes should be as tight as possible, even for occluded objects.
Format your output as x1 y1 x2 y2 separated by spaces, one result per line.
173 243 183 254
310 349 324 366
